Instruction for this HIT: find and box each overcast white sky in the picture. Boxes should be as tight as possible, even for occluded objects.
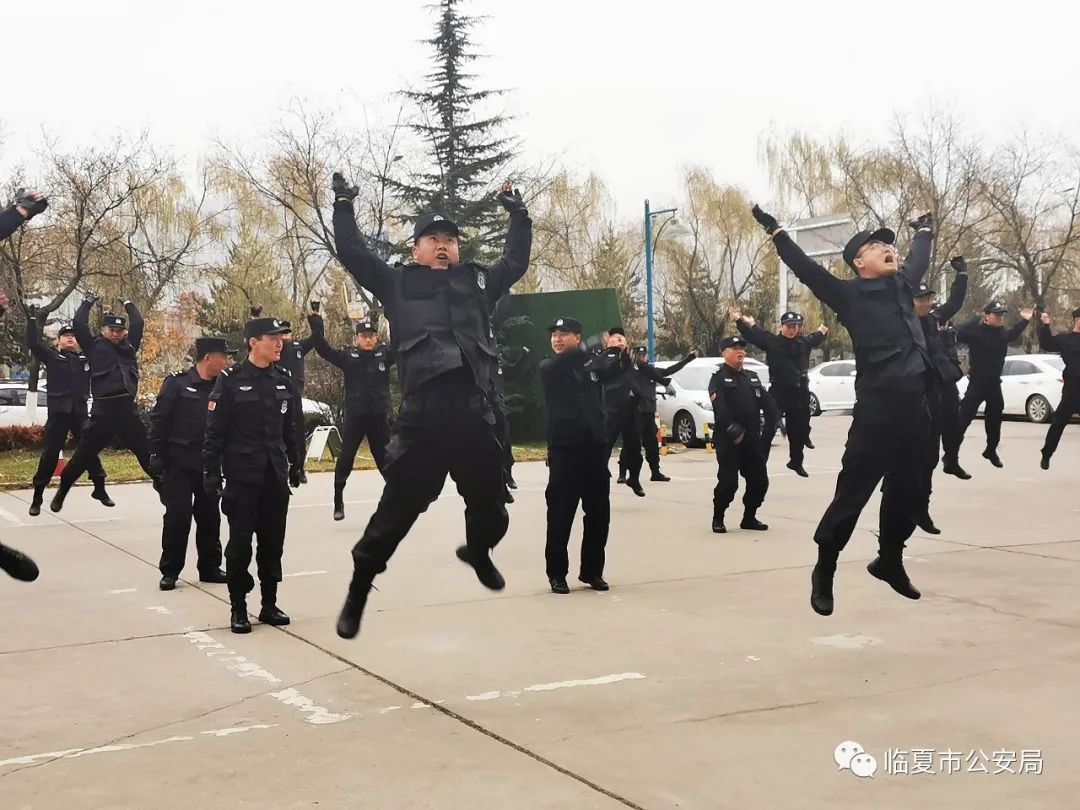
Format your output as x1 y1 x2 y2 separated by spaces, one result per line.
3 0 1079 219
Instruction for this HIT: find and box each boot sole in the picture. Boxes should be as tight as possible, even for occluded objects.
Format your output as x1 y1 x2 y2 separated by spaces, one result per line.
231 625 252 634
455 546 505 590
867 562 921 600
258 615 291 626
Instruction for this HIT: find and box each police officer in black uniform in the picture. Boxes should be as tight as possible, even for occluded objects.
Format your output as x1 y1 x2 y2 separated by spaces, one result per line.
0 188 46 582
619 346 696 483
955 300 1034 467
203 317 300 633
51 294 159 512
708 336 773 533
603 327 648 496
272 310 315 483
307 311 393 521
1038 307 1080 469
733 308 827 477
753 204 934 616
541 317 627 593
495 344 530 501
148 337 235 590
331 173 532 639
26 309 110 515
911 257 969 534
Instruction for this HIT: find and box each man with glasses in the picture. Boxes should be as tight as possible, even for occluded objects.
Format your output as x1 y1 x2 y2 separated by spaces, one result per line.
752 205 934 616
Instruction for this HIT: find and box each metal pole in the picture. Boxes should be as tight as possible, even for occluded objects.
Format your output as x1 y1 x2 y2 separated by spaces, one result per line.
644 199 655 363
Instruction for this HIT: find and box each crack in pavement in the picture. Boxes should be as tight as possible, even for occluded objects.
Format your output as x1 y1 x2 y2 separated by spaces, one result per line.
0 627 234 657
0 667 352 779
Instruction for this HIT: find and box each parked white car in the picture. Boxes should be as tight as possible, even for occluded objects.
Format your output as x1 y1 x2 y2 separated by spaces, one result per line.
956 353 1065 423
654 357 769 447
0 382 50 427
806 360 858 415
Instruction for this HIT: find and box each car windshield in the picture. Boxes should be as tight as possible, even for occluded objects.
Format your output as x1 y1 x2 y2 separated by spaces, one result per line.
1042 357 1065 372
672 366 719 392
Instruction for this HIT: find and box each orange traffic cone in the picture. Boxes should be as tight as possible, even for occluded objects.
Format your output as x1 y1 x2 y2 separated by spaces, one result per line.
53 448 65 477
656 414 667 456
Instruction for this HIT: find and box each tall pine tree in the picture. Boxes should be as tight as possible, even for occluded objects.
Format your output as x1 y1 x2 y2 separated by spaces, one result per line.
394 0 517 262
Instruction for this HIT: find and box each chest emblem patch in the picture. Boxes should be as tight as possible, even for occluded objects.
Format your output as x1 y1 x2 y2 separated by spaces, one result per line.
281 401 289 414
476 271 487 290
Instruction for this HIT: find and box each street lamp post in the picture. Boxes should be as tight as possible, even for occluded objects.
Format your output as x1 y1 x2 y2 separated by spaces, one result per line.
644 199 677 363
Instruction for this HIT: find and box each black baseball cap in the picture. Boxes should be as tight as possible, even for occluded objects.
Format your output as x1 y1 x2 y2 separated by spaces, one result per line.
843 228 896 271
983 300 1008 314
58 323 77 336
355 319 377 334
607 326 625 337
244 317 291 339
780 311 804 325
102 313 126 329
548 317 582 334
412 213 460 243
719 335 748 351
1072 307 1080 320
195 336 236 357
914 283 936 298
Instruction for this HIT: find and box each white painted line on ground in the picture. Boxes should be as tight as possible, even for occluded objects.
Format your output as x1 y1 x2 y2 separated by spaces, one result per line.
465 672 646 702
0 506 26 526
181 631 352 725
0 724 278 769
146 606 171 615
107 588 137 594
811 634 883 650
268 687 353 725
284 571 328 578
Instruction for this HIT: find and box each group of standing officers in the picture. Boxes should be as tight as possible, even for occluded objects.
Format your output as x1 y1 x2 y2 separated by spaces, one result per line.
3 181 1079 631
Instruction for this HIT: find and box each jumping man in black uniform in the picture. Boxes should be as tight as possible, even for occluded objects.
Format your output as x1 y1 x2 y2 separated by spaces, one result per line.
753 204 934 616
955 301 1034 467
708 336 773 533
331 173 532 639
148 337 235 590
51 295 159 512
911 257 969 534
0 188 46 582
307 311 393 521
541 318 628 593
26 308 110 515
619 346 696 483
1038 307 1080 469
203 317 300 633
733 308 827 477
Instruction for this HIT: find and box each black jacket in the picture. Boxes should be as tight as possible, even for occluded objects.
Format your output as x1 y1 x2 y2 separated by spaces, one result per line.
921 272 968 384
148 367 218 470
708 364 774 445
203 360 300 485
73 299 144 399
308 314 393 415
1038 323 1080 386
736 321 826 388
494 346 529 396
0 207 24 240
333 200 532 398
541 347 628 447
956 315 1031 382
631 355 693 413
772 230 932 394
27 317 90 414
277 334 314 386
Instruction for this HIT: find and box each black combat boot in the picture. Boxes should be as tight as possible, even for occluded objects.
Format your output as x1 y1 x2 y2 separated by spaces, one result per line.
230 596 252 634
942 457 971 479
982 447 1003 468
336 573 374 639
333 485 345 521
811 548 838 616
49 479 72 513
740 512 769 531
867 554 921 601
90 477 115 507
916 513 941 535
455 544 505 590
29 485 45 517
257 581 290 626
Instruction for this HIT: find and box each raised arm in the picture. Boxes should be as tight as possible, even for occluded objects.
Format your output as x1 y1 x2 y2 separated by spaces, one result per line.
25 311 53 365
634 359 672 384
485 184 533 301
0 189 48 240
1036 320 1061 353
591 347 631 382
735 317 774 351
898 216 934 287
936 258 969 322
73 296 95 352
306 314 348 368
954 317 980 346
331 172 394 303
1005 309 1033 343
662 353 696 377
805 330 827 349
125 300 144 350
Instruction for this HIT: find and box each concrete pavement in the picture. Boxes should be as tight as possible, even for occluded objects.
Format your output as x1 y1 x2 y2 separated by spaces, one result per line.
1 415 1078 809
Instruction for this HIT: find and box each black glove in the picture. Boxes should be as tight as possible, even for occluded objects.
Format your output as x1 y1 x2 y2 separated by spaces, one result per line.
117 297 132 308
909 212 934 231
289 466 302 488
750 205 780 234
332 172 358 202
83 291 100 306
496 187 528 215
13 188 48 218
203 472 223 497
148 455 166 476
949 256 967 274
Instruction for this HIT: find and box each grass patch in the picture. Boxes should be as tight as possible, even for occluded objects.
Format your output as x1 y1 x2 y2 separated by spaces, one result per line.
0 442 551 491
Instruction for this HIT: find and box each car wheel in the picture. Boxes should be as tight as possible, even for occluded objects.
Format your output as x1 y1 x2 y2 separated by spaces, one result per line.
1026 394 1053 424
673 411 700 448
808 392 821 417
